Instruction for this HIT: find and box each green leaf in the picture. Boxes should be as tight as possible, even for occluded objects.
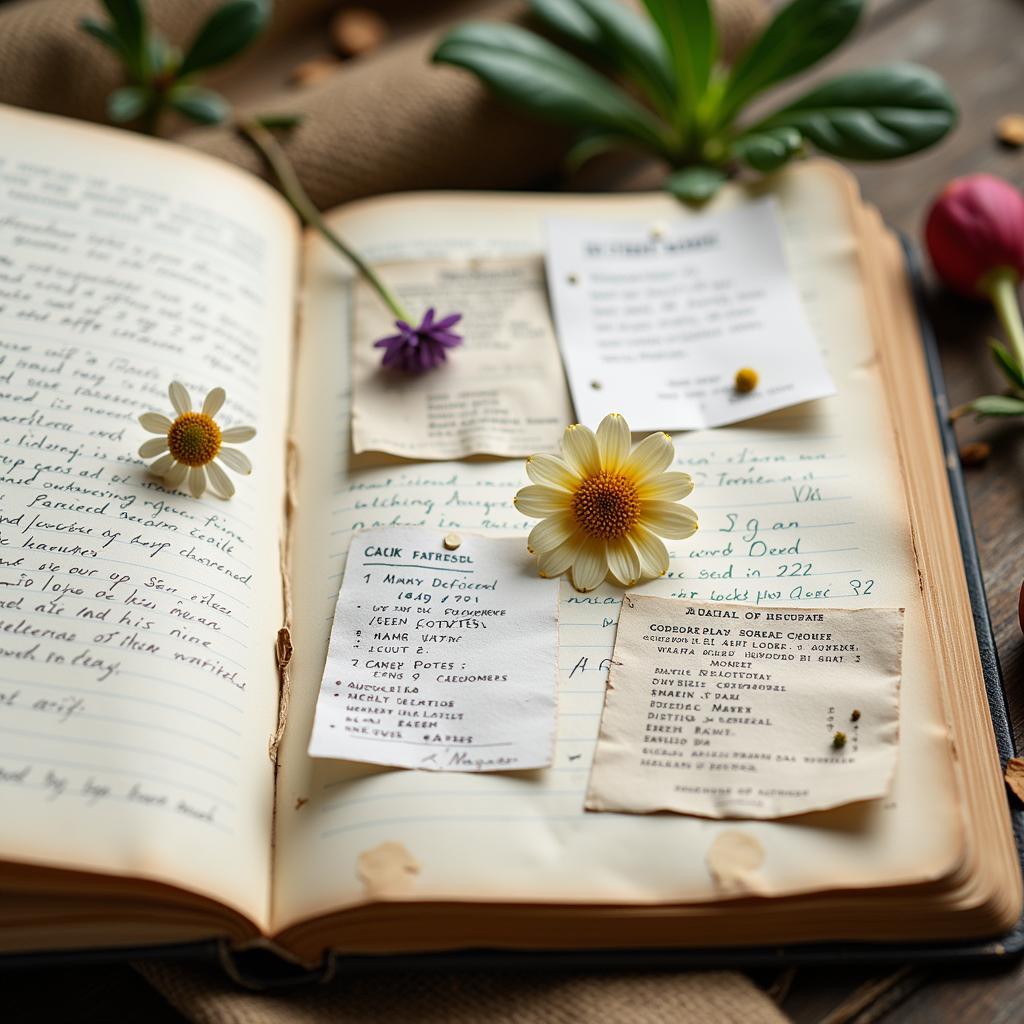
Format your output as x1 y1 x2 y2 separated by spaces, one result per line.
573 0 676 118
753 63 957 160
642 0 715 133
107 85 149 123
170 85 231 125
101 0 145 56
989 339 1024 390
146 33 179 77
720 0 863 121
966 394 1024 418
530 0 602 49
666 165 726 203
732 126 802 172
565 130 631 171
253 112 304 130
79 17 124 56
178 0 269 78
432 23 671 154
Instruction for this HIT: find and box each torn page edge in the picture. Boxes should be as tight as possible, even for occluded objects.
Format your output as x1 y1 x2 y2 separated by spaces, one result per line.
269 437 300 765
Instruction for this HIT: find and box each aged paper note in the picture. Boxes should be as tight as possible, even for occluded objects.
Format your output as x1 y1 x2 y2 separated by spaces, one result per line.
585 595 903 819
351 258 572 459
544 199 834 431
308 526 560 771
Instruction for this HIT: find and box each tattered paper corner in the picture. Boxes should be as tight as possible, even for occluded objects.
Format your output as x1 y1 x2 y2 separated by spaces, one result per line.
1005 757 1024 803
357 841 421 898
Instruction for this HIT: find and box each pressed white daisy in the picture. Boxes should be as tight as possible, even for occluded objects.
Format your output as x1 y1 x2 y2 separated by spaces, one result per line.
138 382 256 500
514 413 697 592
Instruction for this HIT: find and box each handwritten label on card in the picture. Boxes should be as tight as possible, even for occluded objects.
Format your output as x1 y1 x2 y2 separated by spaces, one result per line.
544 199 835 432
308 527 560 772
351 258 573 460
585 596 903 819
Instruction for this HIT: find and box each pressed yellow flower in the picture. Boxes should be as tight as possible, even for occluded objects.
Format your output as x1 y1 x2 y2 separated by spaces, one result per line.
138 382 256 500
514 413 698 592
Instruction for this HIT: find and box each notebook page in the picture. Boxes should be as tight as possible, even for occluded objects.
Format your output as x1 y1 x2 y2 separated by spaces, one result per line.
0 107 295 930
273 165 962 932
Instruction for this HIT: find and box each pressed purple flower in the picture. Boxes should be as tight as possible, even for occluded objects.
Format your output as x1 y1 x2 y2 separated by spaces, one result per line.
374 308 463 373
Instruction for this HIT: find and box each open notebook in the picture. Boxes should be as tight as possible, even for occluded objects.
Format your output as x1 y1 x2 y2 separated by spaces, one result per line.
0 104 1019 972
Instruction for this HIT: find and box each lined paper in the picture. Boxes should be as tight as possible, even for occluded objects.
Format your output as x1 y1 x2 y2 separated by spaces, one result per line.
0 106 295 929
273 176 961 931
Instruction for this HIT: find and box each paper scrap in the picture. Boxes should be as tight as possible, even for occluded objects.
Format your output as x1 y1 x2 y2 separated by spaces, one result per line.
544 199 835 432
585 595 903 819
308 526 560 771
351 257 573 459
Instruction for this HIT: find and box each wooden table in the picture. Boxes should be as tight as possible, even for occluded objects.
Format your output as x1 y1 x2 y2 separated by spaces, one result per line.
3 0 1023 1020
768 0 1024 1018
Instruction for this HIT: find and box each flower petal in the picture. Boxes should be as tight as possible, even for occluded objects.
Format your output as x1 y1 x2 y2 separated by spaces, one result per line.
570 538 608 592
169 381 192 416
639 471 694 502
606 536 641 587
514 484 572 518
642 501 698 539
217 447 252 475
624 432 675 483
596 413 631 472
525 453 579 491
630 523 670 579
139 412 172 434
536 533 585 578
138 437 168 458
561 424 600 478
164 461 188 488
220 425 256 444
203 387 226 417
206 459 236 499
188 466 206 499
149 453 176 478
528 511 576 554
434 312 462 330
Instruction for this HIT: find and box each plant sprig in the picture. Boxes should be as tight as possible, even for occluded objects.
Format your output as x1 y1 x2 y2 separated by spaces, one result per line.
952 270 1024 421
81 0 270 135
432 0 957 202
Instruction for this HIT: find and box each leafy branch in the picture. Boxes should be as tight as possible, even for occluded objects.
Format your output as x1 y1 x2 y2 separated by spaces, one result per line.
432 0 958 202
81 0 269 134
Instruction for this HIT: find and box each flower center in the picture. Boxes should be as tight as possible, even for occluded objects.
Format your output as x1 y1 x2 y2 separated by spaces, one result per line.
167 412 221 467
572 471 640 540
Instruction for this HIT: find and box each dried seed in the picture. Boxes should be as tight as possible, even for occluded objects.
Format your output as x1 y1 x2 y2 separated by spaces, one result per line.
959 441 991 467
331 8 389 58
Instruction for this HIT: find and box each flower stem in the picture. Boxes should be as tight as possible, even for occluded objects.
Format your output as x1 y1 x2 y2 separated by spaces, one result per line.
239 119 411 322
982 267 1024 379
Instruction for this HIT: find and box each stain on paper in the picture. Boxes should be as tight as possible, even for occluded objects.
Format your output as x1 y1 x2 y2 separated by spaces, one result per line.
357 841 421 898
706 830 765 894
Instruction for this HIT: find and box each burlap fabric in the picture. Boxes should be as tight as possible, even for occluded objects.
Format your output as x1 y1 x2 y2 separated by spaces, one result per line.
136 959 791 1023
0 0 766 209
1 1 787 1018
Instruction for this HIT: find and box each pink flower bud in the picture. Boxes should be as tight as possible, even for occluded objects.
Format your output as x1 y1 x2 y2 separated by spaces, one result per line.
925 174 1024 297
